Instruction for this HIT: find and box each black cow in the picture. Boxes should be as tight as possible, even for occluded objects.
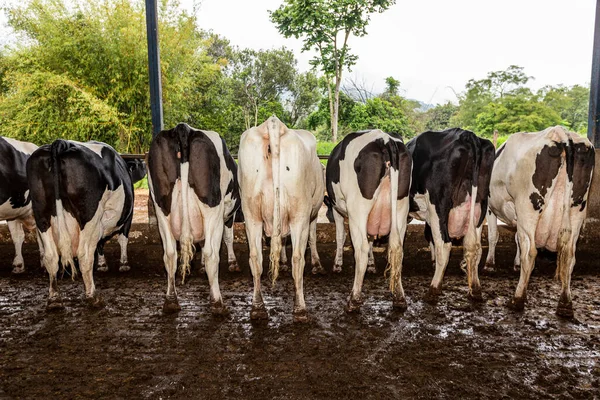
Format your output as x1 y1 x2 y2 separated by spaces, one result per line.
26 140 146 309
406 128 495 303
0 137 39 274
325 129 413 312
147 123 240 314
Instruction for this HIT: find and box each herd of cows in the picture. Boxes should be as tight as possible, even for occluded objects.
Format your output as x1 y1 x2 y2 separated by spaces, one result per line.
0 117 595 322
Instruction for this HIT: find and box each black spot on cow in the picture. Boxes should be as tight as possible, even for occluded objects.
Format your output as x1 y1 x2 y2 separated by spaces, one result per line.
406 128 495 242
495 143 505 159
0 137 32 209
530 142 565 211
354 139 389 200
286 166 290 171
568 142 595 210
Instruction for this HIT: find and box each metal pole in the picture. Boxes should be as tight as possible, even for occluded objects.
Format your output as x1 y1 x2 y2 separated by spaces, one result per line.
589 0 600 147
145 0 163 138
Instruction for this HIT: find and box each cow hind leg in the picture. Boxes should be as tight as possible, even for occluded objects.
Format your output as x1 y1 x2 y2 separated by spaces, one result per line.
39 230 62 310
80 244 103 308
463 225 484 302
508 228 537 311
155 208 180 313
118 234 130 272
7 220 25 274
367 241 376 274
279 236 289 272
309 219 325 275
246 220 267 320
556 234 577 318
203 212 228 316
346 217 370 313
426 212 452 303
484 210 498 272
96 241 108 272
291 221 311 322
513 233 521 272
224 223 240 272
332 208 346 273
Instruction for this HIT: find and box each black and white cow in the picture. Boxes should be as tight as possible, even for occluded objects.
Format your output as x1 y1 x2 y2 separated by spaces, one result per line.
147 123 240 314
407 128 495 303
0 137 39 274
27 139 146 309
238 116 324 322
485 126 595 317
325 130 412 312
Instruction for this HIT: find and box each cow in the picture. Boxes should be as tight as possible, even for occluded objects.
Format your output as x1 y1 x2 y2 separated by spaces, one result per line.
238 116 324 322
325 130 412 311
147 123 240 314
26 139 146 309
325 130 412 312
0 137 40 274
406 128 495 303
484 126 595 317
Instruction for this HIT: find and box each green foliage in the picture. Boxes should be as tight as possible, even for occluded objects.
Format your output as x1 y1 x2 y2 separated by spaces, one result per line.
539 84 589 133
316 141 336 155
270 0 396 141
0 70 124 145
423 102 459 131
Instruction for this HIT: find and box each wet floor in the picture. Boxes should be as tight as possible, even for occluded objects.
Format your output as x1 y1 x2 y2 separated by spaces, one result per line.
0 241 599 399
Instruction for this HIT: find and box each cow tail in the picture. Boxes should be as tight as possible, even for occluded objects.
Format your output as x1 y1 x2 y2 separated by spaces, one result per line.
176 123 195 284
385 144 402 295
267 116 282 285
461 141 482 282
556 139 574 282
51 140 76 279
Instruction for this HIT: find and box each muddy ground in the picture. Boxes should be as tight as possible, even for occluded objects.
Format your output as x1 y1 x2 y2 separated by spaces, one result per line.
0 235 599 399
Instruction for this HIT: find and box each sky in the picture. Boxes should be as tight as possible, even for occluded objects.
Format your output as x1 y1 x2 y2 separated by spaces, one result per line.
0 0 596 105
189 0 596 105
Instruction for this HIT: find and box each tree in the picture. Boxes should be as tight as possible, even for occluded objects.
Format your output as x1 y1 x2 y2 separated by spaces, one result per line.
539 84 589 133
229 47 297 129
286 71 321 127
1 0 218 152
270 0 396 142
423 102 459 131
452 65 532 131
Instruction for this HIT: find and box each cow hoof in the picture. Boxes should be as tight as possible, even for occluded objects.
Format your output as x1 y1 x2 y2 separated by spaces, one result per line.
392 296 408 312
97 265 109 273
345 298 362 313
333 264 342 273
250 304 269 320
311 263 326 275
11 264 25 274
556 301 574 319
293 309 310 323
424 287 441 304
483 263 496 274
85 294 105 309
468 288 484 303
119 264 130 272
228 261 241 273
279 263 289 273
507 297 526 311
46 298 64 311
367 265 376 274
211 301 230 317
163 296 181 314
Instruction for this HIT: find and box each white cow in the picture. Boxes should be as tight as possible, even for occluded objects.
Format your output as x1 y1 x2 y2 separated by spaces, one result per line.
324 130 413 312
485 126 595 317
238 116 324 322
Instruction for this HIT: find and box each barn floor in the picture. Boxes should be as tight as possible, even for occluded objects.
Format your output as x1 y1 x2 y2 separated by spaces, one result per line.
0 240 599 399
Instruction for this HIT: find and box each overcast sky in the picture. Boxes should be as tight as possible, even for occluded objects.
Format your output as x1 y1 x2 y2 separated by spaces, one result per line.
1 0 596 105
191 0 596 105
